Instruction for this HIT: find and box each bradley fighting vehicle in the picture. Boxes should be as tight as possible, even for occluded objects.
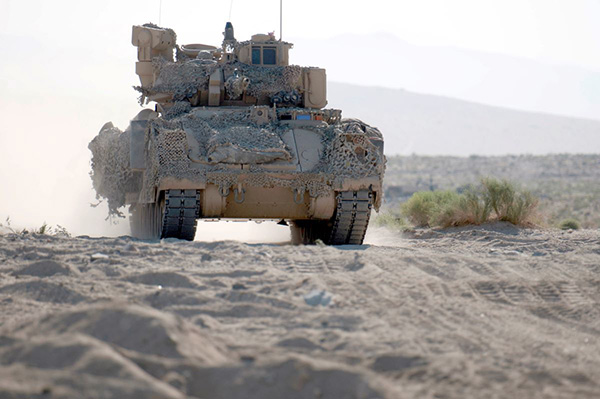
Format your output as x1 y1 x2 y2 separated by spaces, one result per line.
89 22 385 244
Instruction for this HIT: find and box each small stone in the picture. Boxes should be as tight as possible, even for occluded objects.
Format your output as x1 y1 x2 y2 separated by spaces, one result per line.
240 355 255 363
90 253 109 261
123 243 138 252
304 289 332 307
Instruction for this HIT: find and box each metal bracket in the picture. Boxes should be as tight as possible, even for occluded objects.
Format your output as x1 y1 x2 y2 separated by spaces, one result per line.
219 186 230 197
294 189 305 204
234 188 245 203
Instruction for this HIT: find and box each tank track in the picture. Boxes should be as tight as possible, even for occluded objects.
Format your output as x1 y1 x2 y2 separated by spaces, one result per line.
161 189 200 241
328 190 373 245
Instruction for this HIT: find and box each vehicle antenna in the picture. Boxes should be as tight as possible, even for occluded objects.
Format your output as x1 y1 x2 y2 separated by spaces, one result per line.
280 0 283 41
229 0 234 21
159 0 162 25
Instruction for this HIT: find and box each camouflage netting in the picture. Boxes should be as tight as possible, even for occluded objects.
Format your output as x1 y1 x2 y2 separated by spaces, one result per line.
322 119 386 177
136 60 303 102
147 112 383 195
88 124 134 217
322 134 382 177
340 118 384 141
142 22 176 41
164 101 192 119
202 116 286 161
90 111 385 216
223 62 303 98
165 108 291 162
140 58 220 101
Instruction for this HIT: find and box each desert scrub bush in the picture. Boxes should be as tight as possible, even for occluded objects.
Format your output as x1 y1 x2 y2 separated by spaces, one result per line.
434 187 491 228
401 178 539 228
400 190 459 227
559 218 580 230
0 217 71 237
481 178 538 225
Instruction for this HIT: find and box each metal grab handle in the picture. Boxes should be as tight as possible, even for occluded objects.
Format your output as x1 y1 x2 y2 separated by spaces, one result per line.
234 188 245 203
294 189 305 204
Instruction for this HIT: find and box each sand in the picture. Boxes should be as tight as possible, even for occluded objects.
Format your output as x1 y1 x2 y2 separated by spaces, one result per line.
0 224 599 398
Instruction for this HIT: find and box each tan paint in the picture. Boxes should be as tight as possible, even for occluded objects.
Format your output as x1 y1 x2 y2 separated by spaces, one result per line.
303 68 327 109
131 25 176 88
293 128 323 172
208 69 223 106
309 194 336 219
218 186 332 220
202 184 226 217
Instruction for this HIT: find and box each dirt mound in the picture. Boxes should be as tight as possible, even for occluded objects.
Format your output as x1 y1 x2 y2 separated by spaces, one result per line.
0 281 86 304
13 260 78 277
124 271 200 289
13 302 228 362
180 356 391 399
0 334 184 399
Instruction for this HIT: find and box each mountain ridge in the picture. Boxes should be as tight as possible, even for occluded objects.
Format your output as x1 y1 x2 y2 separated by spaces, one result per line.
328 81 600 156
291 32 600 121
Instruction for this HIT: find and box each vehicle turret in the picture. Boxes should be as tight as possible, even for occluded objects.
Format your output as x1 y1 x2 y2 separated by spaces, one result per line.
131 22 326 110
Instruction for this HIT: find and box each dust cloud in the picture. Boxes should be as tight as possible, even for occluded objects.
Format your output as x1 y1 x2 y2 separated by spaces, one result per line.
0 91 292 242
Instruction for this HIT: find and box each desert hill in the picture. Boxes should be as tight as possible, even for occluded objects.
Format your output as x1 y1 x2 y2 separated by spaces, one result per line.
292 32 600 120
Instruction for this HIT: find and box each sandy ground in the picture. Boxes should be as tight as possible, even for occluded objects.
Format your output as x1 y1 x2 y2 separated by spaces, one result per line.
0 224 599 399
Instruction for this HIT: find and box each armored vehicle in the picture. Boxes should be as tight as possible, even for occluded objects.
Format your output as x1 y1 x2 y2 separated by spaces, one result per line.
89 22 385 244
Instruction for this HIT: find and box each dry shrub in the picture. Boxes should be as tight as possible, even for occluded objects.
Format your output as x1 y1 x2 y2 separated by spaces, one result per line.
400 191 459 227
434 188 491 227
400 178 539 228
0 217 71 237
481 178 538 225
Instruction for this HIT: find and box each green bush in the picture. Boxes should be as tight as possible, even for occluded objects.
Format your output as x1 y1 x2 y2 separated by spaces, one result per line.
400 190 459 227
559 218 580 230
399 178 539 228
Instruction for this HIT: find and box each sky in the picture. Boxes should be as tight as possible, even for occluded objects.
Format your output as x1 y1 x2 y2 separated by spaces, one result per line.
1 0 599 236
3 0 599 70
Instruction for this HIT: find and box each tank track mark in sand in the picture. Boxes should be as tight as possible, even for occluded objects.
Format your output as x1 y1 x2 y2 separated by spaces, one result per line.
328 190 373 245
161 189 201 241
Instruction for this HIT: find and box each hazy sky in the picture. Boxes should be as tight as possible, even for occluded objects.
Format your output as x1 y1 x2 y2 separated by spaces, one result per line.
2 0 600 70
